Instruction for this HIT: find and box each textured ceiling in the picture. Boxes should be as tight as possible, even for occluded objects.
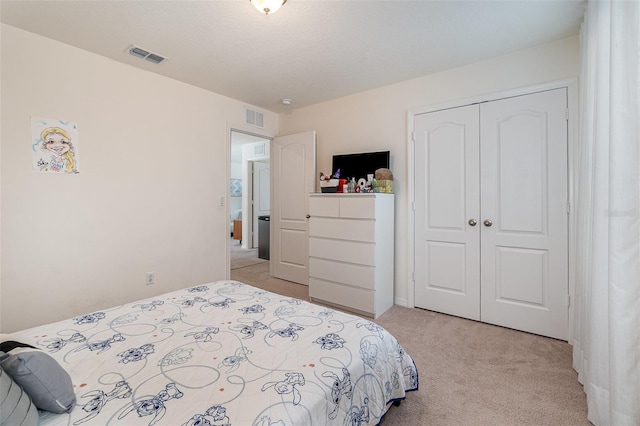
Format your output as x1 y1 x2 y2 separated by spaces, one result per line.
1 0 586 114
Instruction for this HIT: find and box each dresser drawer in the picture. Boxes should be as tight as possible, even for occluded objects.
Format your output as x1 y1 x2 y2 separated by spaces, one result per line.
309 196 339 217
309 217 375 242
309 258 374 290
339 196 375 219
309 237 375 266
309 278 374 314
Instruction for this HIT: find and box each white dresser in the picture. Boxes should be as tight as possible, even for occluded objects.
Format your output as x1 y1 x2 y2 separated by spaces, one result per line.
308 193 394 318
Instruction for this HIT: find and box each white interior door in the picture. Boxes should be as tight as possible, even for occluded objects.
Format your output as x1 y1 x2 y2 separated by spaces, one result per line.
414 104 481 320
271 131 316 285
413 88 569 340
480 88 568 340
252 160 270 248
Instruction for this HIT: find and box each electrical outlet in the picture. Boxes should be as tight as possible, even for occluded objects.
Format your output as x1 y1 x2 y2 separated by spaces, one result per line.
146 272 155 285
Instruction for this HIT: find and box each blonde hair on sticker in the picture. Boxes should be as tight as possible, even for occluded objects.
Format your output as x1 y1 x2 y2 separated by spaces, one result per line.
40 127 71 142
63 147 76 173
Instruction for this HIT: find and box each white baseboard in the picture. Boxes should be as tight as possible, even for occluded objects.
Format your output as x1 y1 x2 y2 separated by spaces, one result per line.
394 298 408 307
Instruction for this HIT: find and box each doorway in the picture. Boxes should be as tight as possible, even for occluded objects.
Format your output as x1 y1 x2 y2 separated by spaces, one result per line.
229 130 271 272
228 129 317 285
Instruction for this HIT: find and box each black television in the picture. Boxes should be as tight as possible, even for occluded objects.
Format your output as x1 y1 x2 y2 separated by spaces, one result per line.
331 150 390 181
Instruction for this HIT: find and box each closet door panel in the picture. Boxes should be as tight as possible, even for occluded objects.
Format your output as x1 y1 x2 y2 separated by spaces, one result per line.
496 113 547 234
413 104 481 321
480 88 568 340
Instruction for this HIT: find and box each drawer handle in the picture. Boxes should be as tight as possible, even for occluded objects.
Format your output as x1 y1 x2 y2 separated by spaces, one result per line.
306 214 311 219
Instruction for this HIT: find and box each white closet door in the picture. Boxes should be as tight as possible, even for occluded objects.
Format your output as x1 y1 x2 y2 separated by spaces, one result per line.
414 104 481 320
413 88 569 340
480 88 568 340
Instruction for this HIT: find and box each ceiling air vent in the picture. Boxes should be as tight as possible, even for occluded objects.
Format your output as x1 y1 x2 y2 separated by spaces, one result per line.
127 45 167 65
245 108 264 129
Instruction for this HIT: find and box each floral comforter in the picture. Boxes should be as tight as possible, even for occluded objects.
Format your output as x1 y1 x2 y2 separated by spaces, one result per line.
13 280 418 425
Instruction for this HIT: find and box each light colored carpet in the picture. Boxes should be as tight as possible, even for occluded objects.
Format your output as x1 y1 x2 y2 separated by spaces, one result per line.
230 262 590 426
231 256 267 270
230 261 309 301
230 241 268 270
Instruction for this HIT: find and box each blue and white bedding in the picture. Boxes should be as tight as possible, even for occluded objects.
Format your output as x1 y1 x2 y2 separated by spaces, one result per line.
11 280 418 425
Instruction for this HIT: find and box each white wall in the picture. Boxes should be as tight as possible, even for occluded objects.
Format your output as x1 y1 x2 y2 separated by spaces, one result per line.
0 25 278 332
1 25 580 331
279 35 580 306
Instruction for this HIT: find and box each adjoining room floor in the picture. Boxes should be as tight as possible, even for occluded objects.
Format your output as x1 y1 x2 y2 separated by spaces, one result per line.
230 237 267 270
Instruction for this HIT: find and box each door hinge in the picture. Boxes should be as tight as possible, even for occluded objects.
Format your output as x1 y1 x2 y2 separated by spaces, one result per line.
412 201 415 211
565 108 570 120
566 201 571 214
567 294 571 308
411 131 416 142
412 271 415 282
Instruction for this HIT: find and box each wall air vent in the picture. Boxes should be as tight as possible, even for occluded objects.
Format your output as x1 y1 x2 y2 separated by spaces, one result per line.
245 108 264 129
126 45 168 65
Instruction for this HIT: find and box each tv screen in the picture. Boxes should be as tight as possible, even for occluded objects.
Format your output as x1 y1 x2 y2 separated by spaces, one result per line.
332 151 390 181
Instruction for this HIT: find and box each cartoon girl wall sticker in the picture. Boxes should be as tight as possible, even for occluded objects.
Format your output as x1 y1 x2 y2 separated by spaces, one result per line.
31 117 80 174
41 127 77 173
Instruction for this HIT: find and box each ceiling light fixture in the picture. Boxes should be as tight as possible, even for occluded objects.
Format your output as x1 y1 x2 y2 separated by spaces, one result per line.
250 0 287 15
281 98 292 106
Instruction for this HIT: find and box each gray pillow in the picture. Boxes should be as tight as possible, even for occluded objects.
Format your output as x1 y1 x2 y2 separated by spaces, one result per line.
0 366 39 425
0 348 75 413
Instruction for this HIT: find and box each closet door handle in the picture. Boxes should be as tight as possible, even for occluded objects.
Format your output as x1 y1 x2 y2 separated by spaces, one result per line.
306 214 311 219
483 219 493 227
468 219 477 226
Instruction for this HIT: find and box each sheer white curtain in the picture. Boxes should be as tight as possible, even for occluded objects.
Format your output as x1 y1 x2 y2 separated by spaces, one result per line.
573 0 640 425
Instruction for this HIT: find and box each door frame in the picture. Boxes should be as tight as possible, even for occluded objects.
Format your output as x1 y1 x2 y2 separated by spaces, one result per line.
226 125 275 279
406 78 578 340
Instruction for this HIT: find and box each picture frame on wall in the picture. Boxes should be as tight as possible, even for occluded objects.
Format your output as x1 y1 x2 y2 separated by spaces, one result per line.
230 178 242 197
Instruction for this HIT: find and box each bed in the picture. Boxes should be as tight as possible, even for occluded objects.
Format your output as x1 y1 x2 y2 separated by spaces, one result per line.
2 280 418 425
